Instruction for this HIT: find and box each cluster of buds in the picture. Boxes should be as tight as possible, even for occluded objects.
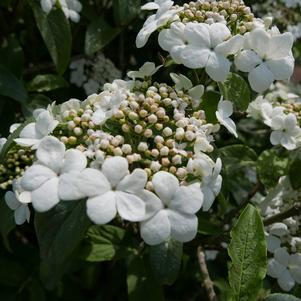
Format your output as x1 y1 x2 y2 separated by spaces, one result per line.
177 0 254 33
279 103 301 124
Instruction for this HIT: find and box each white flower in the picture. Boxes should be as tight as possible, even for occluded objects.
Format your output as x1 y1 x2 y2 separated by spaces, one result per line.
235 28 294 92
0 138 7 153
246 96 270 120
83 79 99 95
139 171 203 245
86 157 146 224
127 62 162 80
170 73 204 107
15 108 59 149
141 0 173 11
269 113 301 150
5 180 31 225
20 136 93 212
136 1 181 48
40 0 55 13
216 99 238 138
187 154 222 211
159 22 243 82
268 248 301 291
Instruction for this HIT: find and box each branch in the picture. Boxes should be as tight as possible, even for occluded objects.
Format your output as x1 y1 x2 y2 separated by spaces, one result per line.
264 203 301 226
197 246 218 301
224 181 261 224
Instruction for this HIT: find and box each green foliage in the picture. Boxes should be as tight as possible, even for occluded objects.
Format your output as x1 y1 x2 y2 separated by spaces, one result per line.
80 224 136 262
35 201 91 290
228 204 267 301
218 73 251 111
257 149 290 188
28 0 71 75
113 0 141 25
149 239 183 285
27 74 68 92
265 294 301 301
127 256 165 301
0 199 15 250
200 91 220 123
85 18 122 55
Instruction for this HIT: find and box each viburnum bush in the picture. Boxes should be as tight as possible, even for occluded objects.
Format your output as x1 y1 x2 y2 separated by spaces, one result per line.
1 0 301 300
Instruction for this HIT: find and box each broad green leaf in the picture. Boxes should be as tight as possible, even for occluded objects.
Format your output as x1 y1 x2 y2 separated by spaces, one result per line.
257 149 289 189
289 151 301 189
149 239 182 285
27 74 68 92
0 36 24 78
81 224 136 262
113 0 141 25
265 294 301 301
200 91 220 123
0 65 27 102
0 198 15 250
35 201 91 290
28 1 71 75
127 256 165 301
218 73 250 111
28 279 46 301
228 204 267 301
85 18 122 56
198 213 221 235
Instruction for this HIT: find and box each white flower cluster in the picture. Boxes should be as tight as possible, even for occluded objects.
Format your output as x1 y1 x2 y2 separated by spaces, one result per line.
70 53 122 95
1 62 229 246
259 177 301 291
40 0 82 22
247 95 301 150
137 0 294 93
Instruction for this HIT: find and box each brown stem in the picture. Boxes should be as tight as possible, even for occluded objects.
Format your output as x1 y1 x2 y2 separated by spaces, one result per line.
197 246 218 301
264 203 301 226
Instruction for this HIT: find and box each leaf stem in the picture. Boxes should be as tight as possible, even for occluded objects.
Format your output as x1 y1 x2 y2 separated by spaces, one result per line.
197 246 218 301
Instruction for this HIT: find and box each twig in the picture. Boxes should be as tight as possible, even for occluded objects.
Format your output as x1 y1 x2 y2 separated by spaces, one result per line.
264 203 301 226
197 246 218 301
224 181 261 224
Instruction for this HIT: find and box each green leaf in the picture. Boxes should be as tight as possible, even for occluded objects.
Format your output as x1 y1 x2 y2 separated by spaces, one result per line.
0 65 27 102
218 73 250 111
0 198 15 250
85 18 122 55
127 256 165 301
22 94 51 117
289 151 301 189
27 74 68 92
28 1 71 75
35 201 91 290
228 204 267 301
0 36 24 78
200 91 220 123
257 149 289 189
149 239 182 285
113 0 141 25
80 225 136 262
265 294 301 301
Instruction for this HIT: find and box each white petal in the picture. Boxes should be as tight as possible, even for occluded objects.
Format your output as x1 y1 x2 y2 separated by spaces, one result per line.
140 210 171 245
201 185 215 211
101 157 129 187
170 184 203 214
136 17 157 48
21 165 56 191
185 22 211 47
92 109 107 125
14 138 41 148
215 34 244 55
216 113 238 137
248 63 274 93
234 50 262 72
61 149 87 173
267 258 286 278
36 136 65 173
116 191 146 221
248 28 270 58
208 23 231 47
267 57 294 80
167 209 198 242
35 110 58 136
269 222 288 237
180 46 211 69
116 169 147 193
141 2 159 10
86 191 117 224
170 73 192 90
218 100 233 118
14 206 28 225
270 131 283 146
158 23 185 52
5 191 20 210
31 177 60 212
19 123 40 139
267 235 281 253
152 171 179 206
278 269 295 291
281 135 297 150
290 266 301 284
60 98 81 115
138 189 164 220
268 32 294 59
18 191 31 204
275 247 290 266
189 85 204 104
139 62 156 77
206 52 231 82
41 0 54 13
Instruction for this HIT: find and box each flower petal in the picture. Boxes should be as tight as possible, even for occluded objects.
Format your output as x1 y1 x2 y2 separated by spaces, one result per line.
234 49 262 72
19 123 40 139
206 52 231 82
184 22 210 47
14 206 28 225
278 269 295 291
36 136 65 173
14 138 41 148
158 22 185 52
248 63 274 93
267 258 286 278
21 165 56 191
152 171 179 206
248 28 270 58
116 191 146 221
281 135 297 150
35 110 58 137
61 149 87 173
275 247 290 266
270 130 282 146
267 57 294 81
5 191 19 210
167 209 198 242
201 185 216 211
140 210 171 245
215 34 244 55
136 16 157 48
86 191 117 224
180 46 211 69
31 177 60 212
208 23 231 47
117 169 147 193
267 235 281 253
268 32 294 59
138 189 164 220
